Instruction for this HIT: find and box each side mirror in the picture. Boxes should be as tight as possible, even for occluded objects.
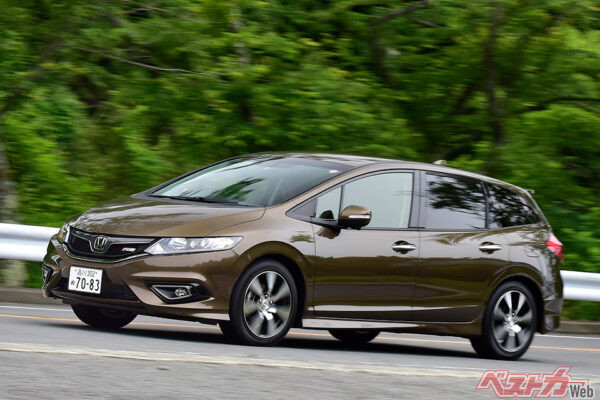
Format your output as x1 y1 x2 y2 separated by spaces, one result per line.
310 209 341 230
338 205 371 229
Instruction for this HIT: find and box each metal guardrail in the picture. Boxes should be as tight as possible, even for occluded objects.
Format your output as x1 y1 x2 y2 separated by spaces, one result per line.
0 223 58 262
1 223 599 302
561 270 600 302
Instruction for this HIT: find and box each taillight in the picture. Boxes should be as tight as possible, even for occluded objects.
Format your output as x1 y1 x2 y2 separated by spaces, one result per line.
546 233 564 262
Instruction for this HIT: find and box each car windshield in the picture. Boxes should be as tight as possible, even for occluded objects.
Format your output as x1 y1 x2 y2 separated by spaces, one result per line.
151 156 351 207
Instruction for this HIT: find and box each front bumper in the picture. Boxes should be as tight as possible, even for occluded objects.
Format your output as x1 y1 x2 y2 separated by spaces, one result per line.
42 236 239 322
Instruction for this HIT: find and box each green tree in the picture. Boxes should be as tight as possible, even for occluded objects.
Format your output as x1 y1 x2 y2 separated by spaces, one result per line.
0 0 599 318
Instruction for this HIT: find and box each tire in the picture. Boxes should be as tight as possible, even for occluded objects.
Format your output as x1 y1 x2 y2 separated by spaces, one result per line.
470 281 537 360
226 259 298 346
329 329 380 344
218 321 238 343
72 304 137 330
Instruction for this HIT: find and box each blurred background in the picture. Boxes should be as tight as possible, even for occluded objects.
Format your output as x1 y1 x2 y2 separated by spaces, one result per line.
0 0 599 319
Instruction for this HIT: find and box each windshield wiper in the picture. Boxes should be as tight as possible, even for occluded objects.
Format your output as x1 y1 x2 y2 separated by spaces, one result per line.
152 195 251 206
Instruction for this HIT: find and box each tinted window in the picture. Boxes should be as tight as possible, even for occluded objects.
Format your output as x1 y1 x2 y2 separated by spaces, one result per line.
341 173 413 229
486 184 540 228
152 156 350 207
425 173 486 230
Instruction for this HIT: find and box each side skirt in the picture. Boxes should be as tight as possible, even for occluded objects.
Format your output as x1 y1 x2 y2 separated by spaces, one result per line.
302 317 481 336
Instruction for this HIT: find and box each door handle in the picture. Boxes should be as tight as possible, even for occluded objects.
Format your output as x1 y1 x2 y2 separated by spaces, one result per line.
392 241 417 253
479 242 502 253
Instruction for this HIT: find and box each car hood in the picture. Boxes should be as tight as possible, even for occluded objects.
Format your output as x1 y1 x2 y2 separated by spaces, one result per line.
72 196 265 237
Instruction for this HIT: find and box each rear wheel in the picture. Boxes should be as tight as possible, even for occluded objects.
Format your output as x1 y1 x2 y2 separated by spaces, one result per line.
471 281 537 360
225 259 297 346
329 329 380 344
71 304 136 330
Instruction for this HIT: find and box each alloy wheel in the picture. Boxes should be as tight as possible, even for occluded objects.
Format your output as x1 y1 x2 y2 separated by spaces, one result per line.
492 290 533 353
243 271 292 339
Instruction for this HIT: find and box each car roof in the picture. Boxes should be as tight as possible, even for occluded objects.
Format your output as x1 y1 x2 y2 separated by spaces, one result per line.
247 152 396 167
250 152 528 194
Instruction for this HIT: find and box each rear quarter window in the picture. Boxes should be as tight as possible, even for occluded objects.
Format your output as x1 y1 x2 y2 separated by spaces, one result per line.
485 183 540 228
424 173 486 230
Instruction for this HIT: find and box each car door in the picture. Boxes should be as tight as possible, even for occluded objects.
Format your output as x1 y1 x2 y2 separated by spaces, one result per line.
311 170 420 322
412 171 509 323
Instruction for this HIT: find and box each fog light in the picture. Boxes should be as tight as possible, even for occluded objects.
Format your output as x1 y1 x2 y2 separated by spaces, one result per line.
147 282 210 304
150 284 193 302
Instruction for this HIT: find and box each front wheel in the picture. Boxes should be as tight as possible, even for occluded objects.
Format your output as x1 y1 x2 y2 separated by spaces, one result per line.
329 329 380 344
226 259 298 346
471 281 537 360
71 304 136 330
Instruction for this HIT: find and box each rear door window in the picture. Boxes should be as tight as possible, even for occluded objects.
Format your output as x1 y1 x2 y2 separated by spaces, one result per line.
485 183 540 228
424 173 486 230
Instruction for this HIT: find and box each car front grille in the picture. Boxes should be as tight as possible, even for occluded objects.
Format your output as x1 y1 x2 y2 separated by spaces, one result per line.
58 278 138 301
69 234 93 253
65 228 154 261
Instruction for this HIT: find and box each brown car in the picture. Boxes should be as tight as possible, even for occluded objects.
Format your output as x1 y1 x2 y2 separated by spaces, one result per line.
42 153 563 360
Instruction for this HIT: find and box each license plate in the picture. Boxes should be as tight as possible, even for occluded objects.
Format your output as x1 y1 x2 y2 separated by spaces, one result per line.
68 266 103 294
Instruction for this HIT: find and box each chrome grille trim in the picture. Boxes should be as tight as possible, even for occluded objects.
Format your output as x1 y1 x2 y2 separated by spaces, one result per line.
65 228 155 262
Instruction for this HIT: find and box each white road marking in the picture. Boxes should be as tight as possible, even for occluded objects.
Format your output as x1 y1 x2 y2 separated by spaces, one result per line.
541 334 600 341
0 342 496 379
1 342 598 382
0 305 71 312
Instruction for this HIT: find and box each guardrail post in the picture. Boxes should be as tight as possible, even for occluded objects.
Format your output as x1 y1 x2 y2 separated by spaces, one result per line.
0 259 27 287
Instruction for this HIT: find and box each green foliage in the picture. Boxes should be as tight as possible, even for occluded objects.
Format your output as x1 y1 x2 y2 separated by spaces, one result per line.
1 0 599 318
25 262 43 289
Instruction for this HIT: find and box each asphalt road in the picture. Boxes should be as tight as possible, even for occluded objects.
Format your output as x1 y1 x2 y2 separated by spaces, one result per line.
0 302 599 399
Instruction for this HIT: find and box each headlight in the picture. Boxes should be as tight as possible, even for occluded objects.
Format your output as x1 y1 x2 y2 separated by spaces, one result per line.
145 237 242 255
57 222 71 243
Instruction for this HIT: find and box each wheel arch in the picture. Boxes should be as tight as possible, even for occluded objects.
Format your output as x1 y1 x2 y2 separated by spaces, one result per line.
251 254 306 327
232 242 312 327
487 267 545 334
